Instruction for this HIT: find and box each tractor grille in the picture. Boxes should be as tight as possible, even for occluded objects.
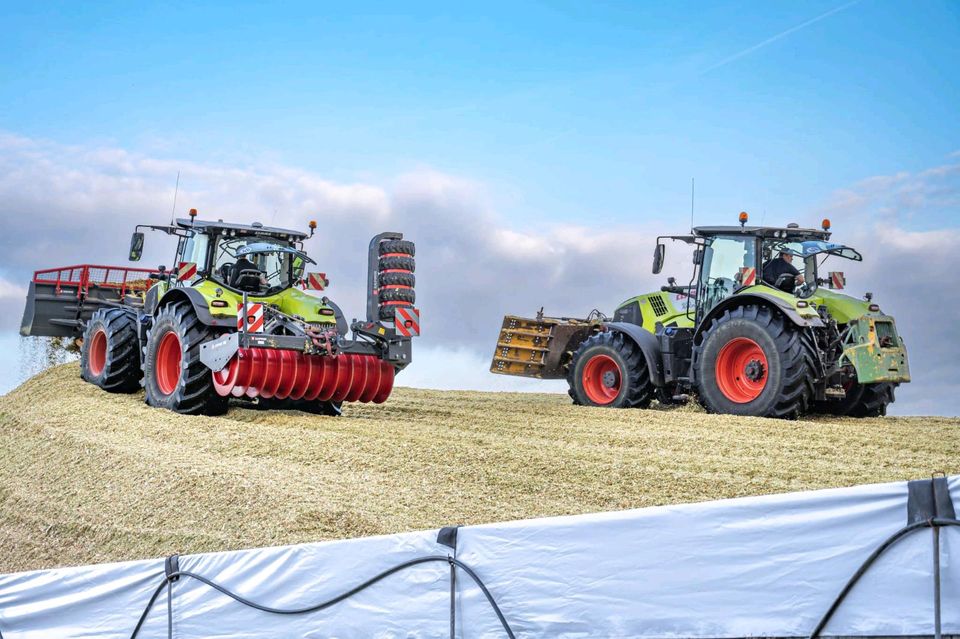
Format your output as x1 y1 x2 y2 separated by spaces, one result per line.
649 295 669 317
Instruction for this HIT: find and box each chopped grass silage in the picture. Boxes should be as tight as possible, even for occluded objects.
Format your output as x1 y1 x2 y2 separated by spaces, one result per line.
0 363 956 573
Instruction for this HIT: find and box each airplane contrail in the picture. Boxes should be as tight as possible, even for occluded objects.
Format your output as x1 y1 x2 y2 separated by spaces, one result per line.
704 0 863 73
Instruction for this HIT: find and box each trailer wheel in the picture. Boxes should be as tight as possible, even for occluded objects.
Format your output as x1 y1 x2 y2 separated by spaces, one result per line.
694 304 814 418
817 382 896 417
80 308 141 393
143 301 228 415
567 331 655 408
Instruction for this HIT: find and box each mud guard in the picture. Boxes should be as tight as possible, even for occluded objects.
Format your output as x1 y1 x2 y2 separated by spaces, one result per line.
602 321 663 386
693 292 824 344
156 288 224 328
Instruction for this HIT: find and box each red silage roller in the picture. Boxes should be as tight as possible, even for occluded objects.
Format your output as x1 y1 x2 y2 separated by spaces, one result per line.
211 348 395 404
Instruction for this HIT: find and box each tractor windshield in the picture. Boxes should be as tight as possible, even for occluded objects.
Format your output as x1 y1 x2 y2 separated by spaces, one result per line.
761 239 861 298
769 240 862 262
213 236 304 294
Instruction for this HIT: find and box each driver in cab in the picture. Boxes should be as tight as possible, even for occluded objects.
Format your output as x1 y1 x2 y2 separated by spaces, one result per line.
762 250 804 292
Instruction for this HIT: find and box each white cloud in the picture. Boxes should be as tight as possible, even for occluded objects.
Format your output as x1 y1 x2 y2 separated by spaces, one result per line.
0 277 26 302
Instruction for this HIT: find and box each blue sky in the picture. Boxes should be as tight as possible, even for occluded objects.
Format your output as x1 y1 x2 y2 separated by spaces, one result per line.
1 1 959 414
3 1 957 227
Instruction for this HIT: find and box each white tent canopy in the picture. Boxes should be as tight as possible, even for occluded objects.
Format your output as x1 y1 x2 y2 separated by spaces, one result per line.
0 475 956 638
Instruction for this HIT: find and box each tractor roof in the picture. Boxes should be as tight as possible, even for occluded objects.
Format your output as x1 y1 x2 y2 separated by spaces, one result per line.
692 225 831 241
175 218 308 239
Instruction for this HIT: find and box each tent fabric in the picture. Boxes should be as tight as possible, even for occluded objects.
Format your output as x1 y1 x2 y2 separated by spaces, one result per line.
0 475 956 638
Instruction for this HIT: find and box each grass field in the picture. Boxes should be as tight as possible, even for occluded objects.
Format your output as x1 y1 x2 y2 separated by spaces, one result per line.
0 362 957 574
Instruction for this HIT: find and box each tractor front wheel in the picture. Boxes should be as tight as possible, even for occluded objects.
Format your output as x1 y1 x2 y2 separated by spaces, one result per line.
567 332 655 408
80 307 141 393
143 301 228 415
695 305 814 419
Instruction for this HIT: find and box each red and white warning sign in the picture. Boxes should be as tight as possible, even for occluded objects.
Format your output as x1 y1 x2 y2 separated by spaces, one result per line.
305 272 328 291
738 266 757 287
237 302 264 333
394 306 420 337
829 271 846 289
177 262 198 281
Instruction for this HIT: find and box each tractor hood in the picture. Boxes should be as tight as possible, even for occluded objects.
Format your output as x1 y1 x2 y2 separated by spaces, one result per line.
807 288 874 324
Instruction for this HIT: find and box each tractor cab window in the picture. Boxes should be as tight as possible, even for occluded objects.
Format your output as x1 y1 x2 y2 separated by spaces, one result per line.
180 233 209 273
213 236 293 294
699 235 756 316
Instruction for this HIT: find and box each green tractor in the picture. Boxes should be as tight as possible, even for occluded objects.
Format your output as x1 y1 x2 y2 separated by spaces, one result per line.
21 210 419 415
491 215 910 418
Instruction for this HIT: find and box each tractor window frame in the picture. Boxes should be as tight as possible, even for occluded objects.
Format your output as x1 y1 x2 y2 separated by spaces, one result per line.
210 233 297 295
696 235 759 322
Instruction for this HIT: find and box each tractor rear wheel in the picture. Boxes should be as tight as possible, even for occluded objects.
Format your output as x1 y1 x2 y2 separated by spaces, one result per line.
143 301 228 415
694 304 814 419
567 332 655 408
80 307 141 393
819 382 896 417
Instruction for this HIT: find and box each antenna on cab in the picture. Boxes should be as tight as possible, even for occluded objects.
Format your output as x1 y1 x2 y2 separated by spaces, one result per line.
170 171 180 225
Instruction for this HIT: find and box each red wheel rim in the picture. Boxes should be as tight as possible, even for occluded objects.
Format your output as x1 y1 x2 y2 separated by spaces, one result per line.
89 329 107 376
582 354 622 405
155 331 182 396
715 337 768 403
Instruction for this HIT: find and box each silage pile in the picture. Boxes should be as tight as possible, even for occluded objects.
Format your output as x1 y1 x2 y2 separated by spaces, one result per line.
0 363 957 574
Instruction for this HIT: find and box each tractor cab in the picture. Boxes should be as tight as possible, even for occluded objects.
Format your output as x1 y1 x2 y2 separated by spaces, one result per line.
167 216 313 294
655 217 860 321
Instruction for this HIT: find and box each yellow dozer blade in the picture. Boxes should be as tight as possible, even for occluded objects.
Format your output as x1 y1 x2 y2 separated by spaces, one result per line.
490 314 599 380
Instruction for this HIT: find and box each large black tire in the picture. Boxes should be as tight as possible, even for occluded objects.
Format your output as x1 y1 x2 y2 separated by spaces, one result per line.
379 287 416 304
379 239 415 257
567 332 655 408
378 256 415 272
818 382 896 417
694 304 815 419
378 271 415 288
143 301 228 415
80 307 141 393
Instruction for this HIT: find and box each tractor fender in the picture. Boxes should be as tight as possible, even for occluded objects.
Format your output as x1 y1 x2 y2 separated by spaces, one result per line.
155 287 228 328
602 321 663 386
694 292 824 344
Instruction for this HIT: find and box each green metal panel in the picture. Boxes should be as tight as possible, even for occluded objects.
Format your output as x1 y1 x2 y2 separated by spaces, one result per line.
735 285 823 321
804 288 873 324
615 292 695 332
841 315 911 384
188 279 337 325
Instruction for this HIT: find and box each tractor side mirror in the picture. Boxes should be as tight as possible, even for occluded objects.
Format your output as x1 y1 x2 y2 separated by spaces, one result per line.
652 244 665 274
692 247 704 265
129 232 144 262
